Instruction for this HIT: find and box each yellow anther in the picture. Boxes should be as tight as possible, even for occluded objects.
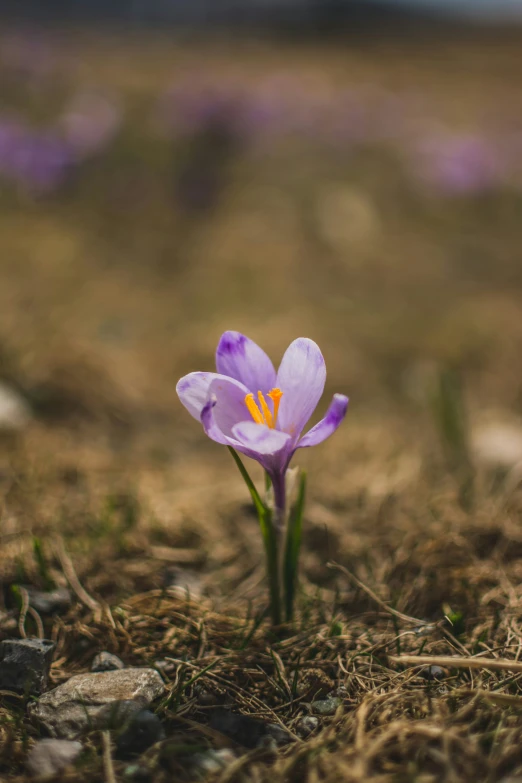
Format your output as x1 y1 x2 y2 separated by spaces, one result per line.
244 393 264 425
267 388 283 427
245 388 284 428
257 391 273 428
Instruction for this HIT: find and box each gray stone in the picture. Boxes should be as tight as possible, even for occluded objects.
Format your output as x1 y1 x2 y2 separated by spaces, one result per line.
123 764 151 781
296 715 319 737
311 697 342 716
209 709 267 749
26 739 82 779
25 587 72 615
190 749 236 774
255 735 278 751
193 683 218 705
154 660 175 676
116 709 165 758
91 651 125 672
95 699 144 729
265 723 292 745
0 382 31 430
29 668 166 738
0 638 55 696
419 665 446 681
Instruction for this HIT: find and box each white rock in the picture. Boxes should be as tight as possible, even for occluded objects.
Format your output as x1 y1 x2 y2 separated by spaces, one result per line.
29 668 165 739
191 749 236 774
26 739 82 779
0 382 31 430
472 422 522 468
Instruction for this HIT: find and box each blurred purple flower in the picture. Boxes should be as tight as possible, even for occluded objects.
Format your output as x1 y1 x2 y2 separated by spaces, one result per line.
59 92 122 159
158 80 245 139
0 117 72 194
413 132 505 195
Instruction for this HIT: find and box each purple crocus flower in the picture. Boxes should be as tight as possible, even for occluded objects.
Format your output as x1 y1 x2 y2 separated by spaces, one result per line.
176 331 348 523
413 132 504 195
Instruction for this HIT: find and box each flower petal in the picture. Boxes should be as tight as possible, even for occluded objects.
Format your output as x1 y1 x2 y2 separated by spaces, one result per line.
200 397 230 445
216 331 276 394
176 371 250 423
297 394 349 449
276 338 326 439
176 371 219 420
208 376 252 437
232 421 291 455
201 398 275 465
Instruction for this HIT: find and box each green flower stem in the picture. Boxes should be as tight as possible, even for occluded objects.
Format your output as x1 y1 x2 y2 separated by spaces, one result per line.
228 448 282 625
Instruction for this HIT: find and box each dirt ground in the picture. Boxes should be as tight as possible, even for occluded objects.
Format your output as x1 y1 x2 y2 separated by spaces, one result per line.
2 25 522 782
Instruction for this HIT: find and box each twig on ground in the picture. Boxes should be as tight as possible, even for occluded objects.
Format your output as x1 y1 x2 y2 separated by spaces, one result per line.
54 536 101 619
328 562 430 626
389 654 522 673
102 731 116 783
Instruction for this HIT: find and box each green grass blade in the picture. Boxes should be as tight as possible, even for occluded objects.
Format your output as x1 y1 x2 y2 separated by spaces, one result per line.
432 367 469 465
228 447 266 521
431 367 474 510
33 537 55 591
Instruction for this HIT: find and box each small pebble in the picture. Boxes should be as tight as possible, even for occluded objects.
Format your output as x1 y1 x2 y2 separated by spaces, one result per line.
26 739 82 780
92 651 125 672
116 710 165 758
265 723 292 746
123 764 152 782
209 709 267 749
420 665 446 681
0 382 31 430
154 660 175 676
190 749 236 774
329 686 348 699
296 716 319 737
256 735 278 751
311 697 342 716
194 683 218 705
96 700 145 730
25 586 72 615
0 637 55 696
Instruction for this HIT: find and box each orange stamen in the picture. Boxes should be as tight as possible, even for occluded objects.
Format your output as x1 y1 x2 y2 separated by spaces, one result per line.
244 393 264 425
257 391 273 428
245 388 284 428
267 388 283 427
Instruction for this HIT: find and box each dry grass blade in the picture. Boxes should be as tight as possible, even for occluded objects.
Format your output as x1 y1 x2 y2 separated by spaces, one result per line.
102 731 116 783
389 654 522 673
328 562 429 625
454 689 522 708
54 536 101 617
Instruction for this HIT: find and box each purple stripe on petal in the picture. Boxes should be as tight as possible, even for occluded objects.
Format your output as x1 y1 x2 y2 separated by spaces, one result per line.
216 331 276 395
201 397 230 445
276 338 326 441
297 394 349 449
232 421 291 455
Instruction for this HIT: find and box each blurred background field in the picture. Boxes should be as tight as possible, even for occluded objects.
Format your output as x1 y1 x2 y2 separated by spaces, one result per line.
3 9 522 778
1 21 522 507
